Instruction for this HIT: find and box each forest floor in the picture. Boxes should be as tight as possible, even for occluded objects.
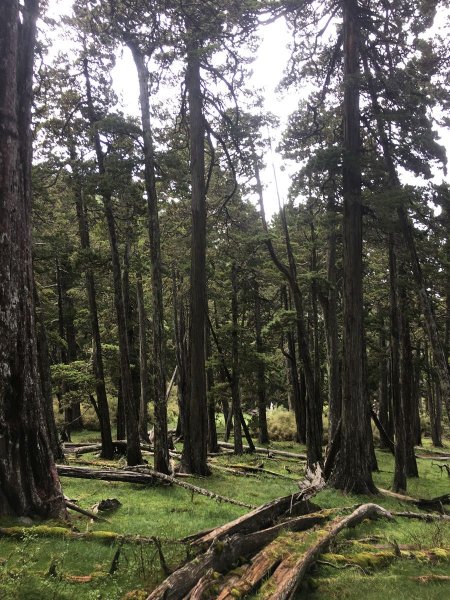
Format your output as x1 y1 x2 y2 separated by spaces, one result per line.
0 432 449 599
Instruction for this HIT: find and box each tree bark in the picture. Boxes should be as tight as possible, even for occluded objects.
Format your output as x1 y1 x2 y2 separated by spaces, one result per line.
127 39 169 473
231 263 243 454
0 0 66 518
329 0 376 493
255 282 269 444
136 274 150 441
389 238 407 492
181 31 209 475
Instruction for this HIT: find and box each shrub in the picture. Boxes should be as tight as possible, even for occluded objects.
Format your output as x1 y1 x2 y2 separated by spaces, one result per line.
266 407 297 441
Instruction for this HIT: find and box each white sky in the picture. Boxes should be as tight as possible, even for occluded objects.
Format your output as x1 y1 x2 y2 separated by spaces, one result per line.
44 1 449 217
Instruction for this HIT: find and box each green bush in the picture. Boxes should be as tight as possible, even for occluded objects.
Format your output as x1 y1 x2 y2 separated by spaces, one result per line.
266 407 297 441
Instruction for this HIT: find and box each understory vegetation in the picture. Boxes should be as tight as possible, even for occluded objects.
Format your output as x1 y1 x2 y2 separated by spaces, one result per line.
0 431 449 599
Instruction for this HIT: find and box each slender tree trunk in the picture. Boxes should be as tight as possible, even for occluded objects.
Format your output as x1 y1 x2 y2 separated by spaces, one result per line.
398 273 418 477
389 238 407 493
255 282 269 444
231 264 243 455
82 57 142 466
69 141 114 459
181 31 209 475
136 274 150 441
378 322 392 449
0 0 65 517
362 52 450 424
330 0 376 493
172 269 189 441
205 314 218 453
256 163 321 468
34 284 63 461
127 39 169 473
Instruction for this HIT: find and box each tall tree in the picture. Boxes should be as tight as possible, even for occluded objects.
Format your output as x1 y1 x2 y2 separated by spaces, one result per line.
0 0 66 517
329 0 376 493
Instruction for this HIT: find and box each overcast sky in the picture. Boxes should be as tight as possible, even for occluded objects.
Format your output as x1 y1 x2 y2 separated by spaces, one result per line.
44 1 449 217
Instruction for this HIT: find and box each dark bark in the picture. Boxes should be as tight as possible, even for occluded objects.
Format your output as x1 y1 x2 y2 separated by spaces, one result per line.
205 320 219 453
127 39 169 473
69 140 114 459
320 194 341 444
282 286 306 443
82 57 142 466
34 284 63 461
181 31 209 474
329 0 376 493
398 274 418 477
172 269 189 441
136 274 150 441
378 320 392 448
0 0 66 518
255 282 269 444
389 238 407 492
231 263 243 454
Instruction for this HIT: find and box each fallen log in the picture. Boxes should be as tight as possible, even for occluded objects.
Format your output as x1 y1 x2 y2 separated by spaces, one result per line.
58 465 253 509
146 511 327 600
380 488 450 512
220 463 298 481
0 525 161 545
65 499 109 522
125 466 255 509
193 492 319 547
217 441 307 460
392 511 450 522
259 503 392 600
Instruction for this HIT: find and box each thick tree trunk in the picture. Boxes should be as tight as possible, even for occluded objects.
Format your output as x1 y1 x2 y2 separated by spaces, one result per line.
329 0 376 493
69 141 114 459
0 0 66 518
181 32 209 475
128 39 169 473
82 57 142 466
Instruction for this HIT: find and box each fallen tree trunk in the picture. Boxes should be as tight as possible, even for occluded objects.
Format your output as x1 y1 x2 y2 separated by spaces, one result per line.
193 492 319 547
217 442 307 460
219 463 298 481
392 511 450 522
58 465 253 509
379 488 450 512
260 503 392 600
0 525 161 545
146 512 327 600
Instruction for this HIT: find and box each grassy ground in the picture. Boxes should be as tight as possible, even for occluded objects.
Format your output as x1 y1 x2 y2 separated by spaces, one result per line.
0 433 449 599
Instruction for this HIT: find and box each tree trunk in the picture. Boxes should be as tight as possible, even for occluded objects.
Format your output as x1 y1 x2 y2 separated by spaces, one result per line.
389 238 407 492
378 320 392 448
127 39 169 473
136 274 150 441
181 31 209 475
256 163 321 468
0 0 66 518
329 0 376 493
255 282 269 444
205 320 219 453
69 140 114 459
398 272 418 477
231 263 243 454
82 57 142 466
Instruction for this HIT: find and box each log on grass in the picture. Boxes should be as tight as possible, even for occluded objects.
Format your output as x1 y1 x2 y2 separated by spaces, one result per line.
0 525 159 545
193 492 320 547
125 466 255 509
146 512 327 600
260 503 392 600
217 441 307 460
57 465 158 484
222 464 298 481
380 488 450 512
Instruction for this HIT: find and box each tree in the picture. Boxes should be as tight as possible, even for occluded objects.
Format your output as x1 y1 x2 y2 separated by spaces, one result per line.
0 0 66 517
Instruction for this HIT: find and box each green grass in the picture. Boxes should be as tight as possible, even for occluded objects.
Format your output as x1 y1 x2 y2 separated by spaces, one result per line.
0 433 449 599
